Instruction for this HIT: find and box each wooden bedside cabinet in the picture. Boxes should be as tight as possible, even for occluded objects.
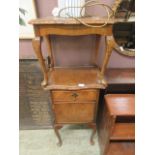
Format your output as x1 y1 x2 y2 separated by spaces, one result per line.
29 17 119 146
51 90 99 123
47 67 103 146
51 89 99 146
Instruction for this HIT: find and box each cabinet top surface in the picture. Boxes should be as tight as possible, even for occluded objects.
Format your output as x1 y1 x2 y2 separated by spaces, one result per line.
29 16 126 25
105 94 135 116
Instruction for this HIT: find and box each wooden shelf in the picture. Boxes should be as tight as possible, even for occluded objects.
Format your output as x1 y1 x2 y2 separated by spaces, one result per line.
107 142 135 155
110 123 135 140
44 67 107 90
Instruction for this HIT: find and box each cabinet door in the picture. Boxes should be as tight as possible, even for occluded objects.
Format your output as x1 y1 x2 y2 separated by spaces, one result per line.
53 102 96 123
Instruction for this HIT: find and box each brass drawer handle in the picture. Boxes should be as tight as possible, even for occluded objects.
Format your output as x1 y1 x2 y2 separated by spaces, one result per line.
71 93 78 99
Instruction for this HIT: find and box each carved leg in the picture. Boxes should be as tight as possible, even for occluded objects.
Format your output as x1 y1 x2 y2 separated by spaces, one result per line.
54 124 63 147
87 123 97 145
101 36 116 75
32 37 48 87
44 35 55 68
92 34 101 66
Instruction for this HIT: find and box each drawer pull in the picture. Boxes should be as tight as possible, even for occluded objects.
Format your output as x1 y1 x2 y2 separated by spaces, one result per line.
52 90 98 102
71 93 78 100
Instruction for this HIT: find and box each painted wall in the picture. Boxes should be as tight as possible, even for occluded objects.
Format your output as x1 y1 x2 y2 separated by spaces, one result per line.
19 0 135 68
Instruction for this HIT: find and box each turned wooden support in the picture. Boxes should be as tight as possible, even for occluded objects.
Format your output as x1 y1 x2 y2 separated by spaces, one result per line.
32 37 48 86
101 36 117 75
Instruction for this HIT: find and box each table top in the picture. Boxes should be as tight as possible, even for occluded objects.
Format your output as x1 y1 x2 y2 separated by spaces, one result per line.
105 94 135 116
29 16 127 25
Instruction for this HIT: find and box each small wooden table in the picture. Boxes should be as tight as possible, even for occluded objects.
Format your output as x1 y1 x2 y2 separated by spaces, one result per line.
98 94 135 155
29 17 122 146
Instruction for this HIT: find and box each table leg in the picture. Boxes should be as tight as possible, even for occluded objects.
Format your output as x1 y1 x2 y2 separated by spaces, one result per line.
32 37 48 87
87 123 96 145
54 124 63 147
101 36 116 75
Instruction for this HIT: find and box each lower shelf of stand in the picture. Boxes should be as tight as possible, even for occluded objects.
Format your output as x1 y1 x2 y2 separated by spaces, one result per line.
44 67 107 90
110 123 135 140
107 142 135 155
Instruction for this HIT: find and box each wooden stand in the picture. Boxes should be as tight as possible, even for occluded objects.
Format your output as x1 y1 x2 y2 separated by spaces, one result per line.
30 17 118 146
98 94 135 155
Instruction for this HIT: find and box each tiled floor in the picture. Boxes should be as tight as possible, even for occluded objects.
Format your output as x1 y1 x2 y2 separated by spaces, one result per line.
20 125 100 155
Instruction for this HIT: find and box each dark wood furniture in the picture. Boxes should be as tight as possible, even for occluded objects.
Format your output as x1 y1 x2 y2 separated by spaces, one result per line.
29 17 126 146
98 94 135 155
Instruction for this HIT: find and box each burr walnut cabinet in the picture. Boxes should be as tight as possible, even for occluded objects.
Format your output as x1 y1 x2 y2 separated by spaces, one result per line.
29 17 119 146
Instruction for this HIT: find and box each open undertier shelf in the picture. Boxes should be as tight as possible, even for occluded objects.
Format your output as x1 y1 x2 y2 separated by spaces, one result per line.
44 67 107 90
110 123 135 140
107 142 135 155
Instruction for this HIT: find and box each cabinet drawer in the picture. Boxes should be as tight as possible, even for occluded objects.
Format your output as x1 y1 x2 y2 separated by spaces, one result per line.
51 90 98 102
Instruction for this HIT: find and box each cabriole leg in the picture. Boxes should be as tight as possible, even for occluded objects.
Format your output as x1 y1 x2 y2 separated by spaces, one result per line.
87 123 97 145
54 124 63 147
32 37 48 87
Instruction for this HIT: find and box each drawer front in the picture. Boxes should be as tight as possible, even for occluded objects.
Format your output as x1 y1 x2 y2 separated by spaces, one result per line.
51 90 98 102
54 102 96 123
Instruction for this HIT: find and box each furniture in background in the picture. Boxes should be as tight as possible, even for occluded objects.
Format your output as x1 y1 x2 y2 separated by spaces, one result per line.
98 94 135 155
29 17 122 146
